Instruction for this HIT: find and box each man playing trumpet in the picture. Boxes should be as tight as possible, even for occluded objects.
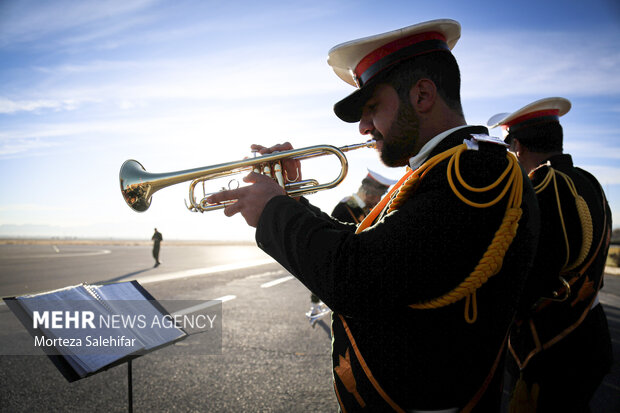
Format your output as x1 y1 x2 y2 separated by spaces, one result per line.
207 19 539 412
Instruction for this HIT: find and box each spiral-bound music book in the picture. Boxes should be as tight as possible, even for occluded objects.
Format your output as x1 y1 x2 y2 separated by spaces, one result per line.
4 280 187 382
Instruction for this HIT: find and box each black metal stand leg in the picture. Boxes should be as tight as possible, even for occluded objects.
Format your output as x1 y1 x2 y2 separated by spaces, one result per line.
128 360 133 413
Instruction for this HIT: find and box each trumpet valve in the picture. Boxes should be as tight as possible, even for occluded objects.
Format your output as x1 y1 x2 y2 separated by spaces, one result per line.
200 197 237 211
274 163 285 188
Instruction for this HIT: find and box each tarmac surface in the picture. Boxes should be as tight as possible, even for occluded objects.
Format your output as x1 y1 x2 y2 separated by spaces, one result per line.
0 241 618 412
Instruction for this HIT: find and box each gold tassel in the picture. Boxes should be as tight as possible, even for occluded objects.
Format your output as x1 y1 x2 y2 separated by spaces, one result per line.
509 372 539 413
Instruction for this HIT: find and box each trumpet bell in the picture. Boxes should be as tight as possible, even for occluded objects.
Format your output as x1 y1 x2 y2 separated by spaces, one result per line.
120 160 152 212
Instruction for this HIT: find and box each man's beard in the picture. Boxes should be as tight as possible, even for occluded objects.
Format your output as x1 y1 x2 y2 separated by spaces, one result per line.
374 100 420 167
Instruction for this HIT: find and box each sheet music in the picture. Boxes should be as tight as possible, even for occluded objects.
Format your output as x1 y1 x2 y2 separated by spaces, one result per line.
92 282 186 350
13 281 185 377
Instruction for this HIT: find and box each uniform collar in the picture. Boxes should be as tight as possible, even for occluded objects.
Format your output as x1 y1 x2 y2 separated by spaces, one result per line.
408 125 471 170
352 193 366 209
545 153 573 169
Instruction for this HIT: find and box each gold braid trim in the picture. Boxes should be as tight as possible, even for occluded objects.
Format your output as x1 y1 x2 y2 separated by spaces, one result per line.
568 195 593 272
387 145 462 213
533 167 593 273
388 144 524 323
556 170 593 272
409 207 522 324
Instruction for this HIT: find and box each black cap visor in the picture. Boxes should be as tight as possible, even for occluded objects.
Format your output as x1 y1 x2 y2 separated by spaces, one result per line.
333 39 452 123
333 85 375 123
332 62 396 123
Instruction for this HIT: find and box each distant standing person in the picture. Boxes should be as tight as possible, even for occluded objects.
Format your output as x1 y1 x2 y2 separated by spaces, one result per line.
331 169 396 224
152 228 163 267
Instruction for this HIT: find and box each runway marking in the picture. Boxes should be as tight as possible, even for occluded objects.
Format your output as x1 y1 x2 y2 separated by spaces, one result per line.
260 275 295 288
245 270 286 280
604 266 620 276
0 261 274 306
2 249 112 259
599 291 620 308
172 295 236 316
136 258 275 285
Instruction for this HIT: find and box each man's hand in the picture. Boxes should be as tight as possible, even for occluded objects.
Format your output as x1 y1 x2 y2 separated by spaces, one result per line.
251 142 302 183
205 172 286 227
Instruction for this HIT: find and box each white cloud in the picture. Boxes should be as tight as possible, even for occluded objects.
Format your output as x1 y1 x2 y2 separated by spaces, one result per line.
564 139 620 161
0 0 158 46
0 44 338 117
0 97 85 114
0 0 340 55
459 29 620 98
0 138 60 157
578 165 620 185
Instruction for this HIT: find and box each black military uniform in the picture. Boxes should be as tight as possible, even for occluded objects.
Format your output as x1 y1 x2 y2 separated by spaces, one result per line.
308 172 393 323
331 195 367 225
254 20 542 412
489 98 613 412
256 126 539 410
331 170 394 225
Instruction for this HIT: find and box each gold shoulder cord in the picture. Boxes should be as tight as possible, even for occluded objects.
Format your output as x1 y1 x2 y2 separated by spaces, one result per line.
532 167 593 274
388 143 524 323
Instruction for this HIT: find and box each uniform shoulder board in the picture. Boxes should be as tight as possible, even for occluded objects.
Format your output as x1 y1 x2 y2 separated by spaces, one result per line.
464 134 509 151
470 134 509 147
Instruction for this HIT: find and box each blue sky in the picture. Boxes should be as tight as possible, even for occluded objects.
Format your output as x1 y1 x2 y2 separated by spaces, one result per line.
1 0 619 240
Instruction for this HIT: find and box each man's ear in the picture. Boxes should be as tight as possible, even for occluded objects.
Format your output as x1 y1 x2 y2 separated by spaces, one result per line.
513 139 524 158
409 79 436 113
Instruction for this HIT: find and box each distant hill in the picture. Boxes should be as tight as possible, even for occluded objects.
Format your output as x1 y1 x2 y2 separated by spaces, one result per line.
0 224 68 238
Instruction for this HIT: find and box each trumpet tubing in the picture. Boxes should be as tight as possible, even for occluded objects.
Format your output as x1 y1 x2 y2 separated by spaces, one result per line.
119 140 376 213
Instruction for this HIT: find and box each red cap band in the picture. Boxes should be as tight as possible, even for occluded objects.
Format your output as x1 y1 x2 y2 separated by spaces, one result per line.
504 109 560 129
354 32 447 83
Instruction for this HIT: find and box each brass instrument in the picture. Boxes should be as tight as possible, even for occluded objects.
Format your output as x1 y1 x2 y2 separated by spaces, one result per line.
119 140 376 213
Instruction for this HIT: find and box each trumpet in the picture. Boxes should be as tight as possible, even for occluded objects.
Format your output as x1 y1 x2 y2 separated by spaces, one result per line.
119 140 376 213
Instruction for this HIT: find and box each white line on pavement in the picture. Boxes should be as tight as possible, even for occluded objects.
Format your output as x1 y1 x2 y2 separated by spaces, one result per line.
0 260 274 306
172 295 236 316
599 291 620 308
2 249 112 259
245 270 286 280
136 258 275 285
260 275 295 288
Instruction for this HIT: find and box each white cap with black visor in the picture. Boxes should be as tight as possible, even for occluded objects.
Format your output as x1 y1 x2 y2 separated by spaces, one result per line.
327 19 461 123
